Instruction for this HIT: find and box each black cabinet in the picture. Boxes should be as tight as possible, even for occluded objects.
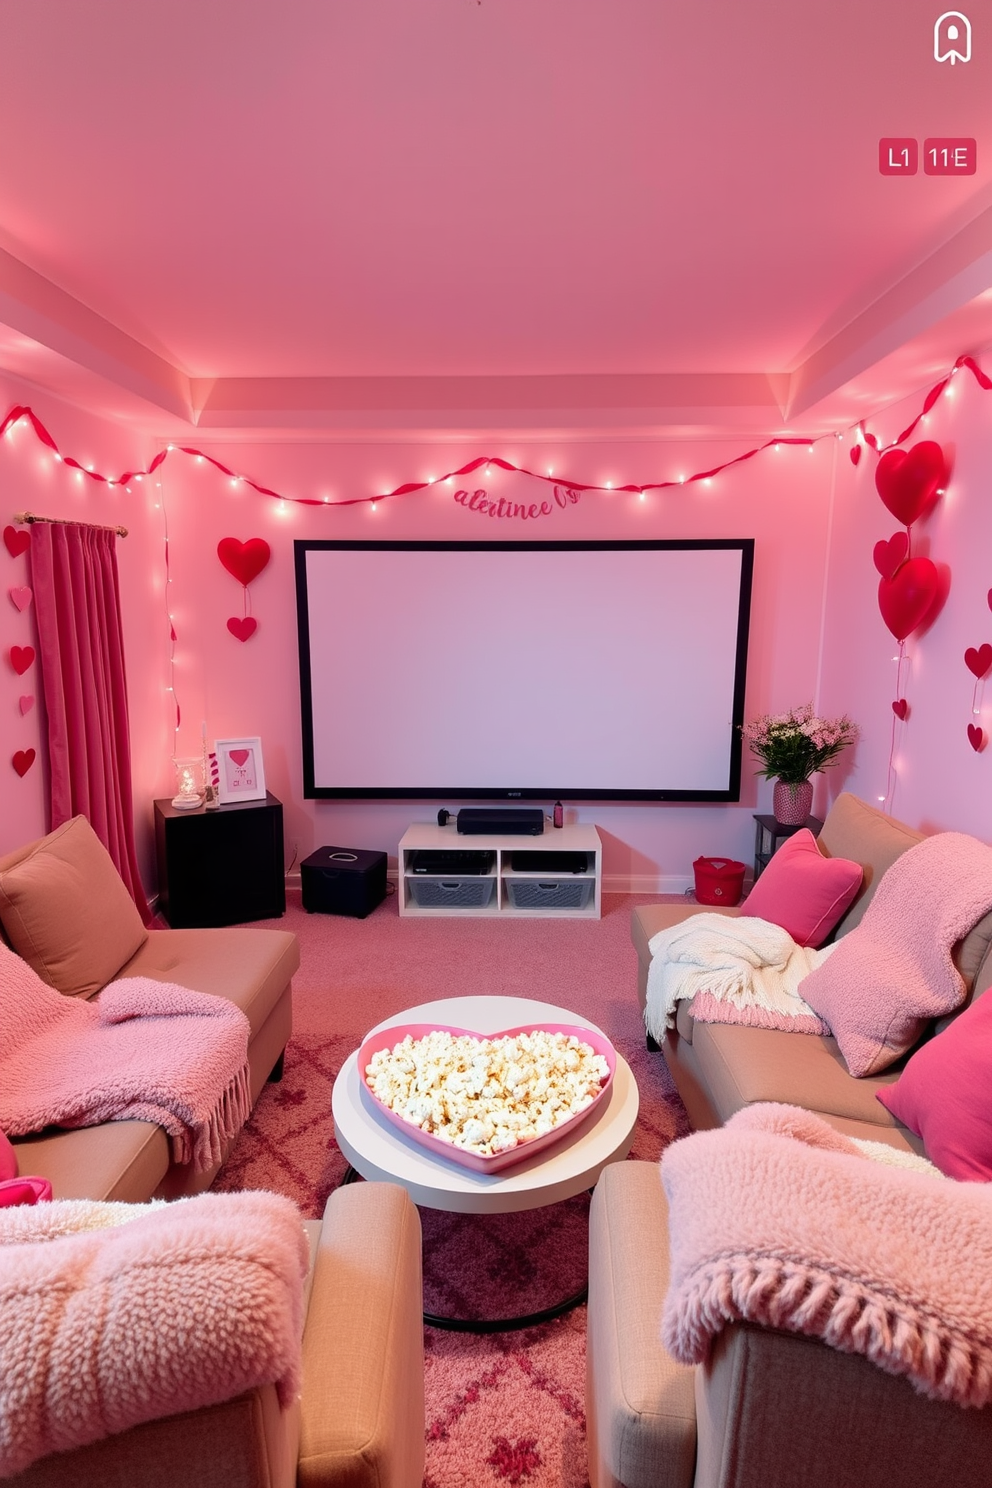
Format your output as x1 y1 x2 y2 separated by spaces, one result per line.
753 813 824 881
154 793 286 927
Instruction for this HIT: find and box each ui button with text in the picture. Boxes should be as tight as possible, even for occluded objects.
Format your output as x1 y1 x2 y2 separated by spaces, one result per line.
879 138 918 174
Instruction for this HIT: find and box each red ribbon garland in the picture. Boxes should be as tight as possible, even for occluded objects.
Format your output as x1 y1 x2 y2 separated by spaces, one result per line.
1 353 989 510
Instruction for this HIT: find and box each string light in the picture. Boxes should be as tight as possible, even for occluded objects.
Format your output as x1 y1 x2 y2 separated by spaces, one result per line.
0 352 988 517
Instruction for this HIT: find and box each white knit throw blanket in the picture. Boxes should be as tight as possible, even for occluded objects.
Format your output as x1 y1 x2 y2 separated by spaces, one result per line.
644 912 835 1041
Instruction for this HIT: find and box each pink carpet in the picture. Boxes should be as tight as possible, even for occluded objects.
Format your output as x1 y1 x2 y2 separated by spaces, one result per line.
213 885 690 1488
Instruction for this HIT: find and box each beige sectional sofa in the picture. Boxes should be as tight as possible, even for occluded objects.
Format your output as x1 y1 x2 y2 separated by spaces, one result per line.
630 791 992 1149
587 793 992 1488
1 815 299 1202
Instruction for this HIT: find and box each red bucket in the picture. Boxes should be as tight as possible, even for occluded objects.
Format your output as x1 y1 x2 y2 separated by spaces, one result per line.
693 856 745 906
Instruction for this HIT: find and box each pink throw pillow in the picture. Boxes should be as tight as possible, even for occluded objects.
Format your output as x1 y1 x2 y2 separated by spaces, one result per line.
742 829 863 948
877 993 992 1181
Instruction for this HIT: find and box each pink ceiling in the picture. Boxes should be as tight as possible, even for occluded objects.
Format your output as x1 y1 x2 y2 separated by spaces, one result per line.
0 0 988 437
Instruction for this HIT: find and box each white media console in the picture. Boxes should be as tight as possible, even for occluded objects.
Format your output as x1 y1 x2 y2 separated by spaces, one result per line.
398 822 602 919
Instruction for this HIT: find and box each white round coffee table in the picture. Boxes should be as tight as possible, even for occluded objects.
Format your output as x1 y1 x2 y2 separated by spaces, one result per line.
332 995 639 1329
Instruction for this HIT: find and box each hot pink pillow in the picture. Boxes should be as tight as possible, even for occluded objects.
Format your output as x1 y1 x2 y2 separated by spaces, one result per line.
877 992 992 1181
742 829 863 948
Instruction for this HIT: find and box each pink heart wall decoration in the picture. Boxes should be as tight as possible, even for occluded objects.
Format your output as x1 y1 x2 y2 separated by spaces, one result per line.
874 441 946 527
892 699 909 720
12 748 35 777
8 586 31 612
964 644 992 679
3 526 30 558
849 445 862 466
877 558 942 642
968 724 985 753
218 537 271 587
872 532 909 581
19 695 34 715
227 616 258 642
9 645 34 676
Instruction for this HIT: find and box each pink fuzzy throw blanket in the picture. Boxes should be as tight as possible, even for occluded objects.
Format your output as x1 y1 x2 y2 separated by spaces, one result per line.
660 1105 992 1407
0 1190 309 1478
797 831 992 1076
0 942 251 1170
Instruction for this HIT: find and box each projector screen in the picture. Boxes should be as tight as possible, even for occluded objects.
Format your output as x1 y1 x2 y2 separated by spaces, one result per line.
295 540 753 802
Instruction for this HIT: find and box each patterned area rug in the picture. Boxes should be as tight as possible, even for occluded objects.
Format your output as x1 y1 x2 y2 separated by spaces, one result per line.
213 887 690 1488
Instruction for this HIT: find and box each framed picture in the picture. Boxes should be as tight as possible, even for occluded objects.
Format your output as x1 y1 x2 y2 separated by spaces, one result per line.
214 737 266 803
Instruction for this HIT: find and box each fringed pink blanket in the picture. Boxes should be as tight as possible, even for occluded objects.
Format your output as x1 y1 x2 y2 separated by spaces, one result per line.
660 1104 992 1407
0 942 251 1170
0 1190 309 1478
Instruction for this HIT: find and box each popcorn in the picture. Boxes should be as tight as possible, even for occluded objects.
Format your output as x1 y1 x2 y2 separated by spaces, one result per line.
364 1029 610 1157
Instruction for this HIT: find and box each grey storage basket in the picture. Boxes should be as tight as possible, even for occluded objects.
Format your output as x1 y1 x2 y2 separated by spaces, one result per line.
408 875 496 908
506 878 594 910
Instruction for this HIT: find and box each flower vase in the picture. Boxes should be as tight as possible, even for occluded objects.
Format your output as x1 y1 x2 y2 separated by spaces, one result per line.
772 779 813 826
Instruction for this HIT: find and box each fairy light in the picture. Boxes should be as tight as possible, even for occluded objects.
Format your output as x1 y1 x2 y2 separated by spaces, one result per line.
0 352 987 527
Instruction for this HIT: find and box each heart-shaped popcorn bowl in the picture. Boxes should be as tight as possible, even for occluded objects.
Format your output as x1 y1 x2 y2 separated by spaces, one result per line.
357 1022 616 1173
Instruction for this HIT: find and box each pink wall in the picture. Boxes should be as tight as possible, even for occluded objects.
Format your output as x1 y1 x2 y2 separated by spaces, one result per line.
819 355 992 840
6 349 988 902
0 376 166 882
155 434 834 889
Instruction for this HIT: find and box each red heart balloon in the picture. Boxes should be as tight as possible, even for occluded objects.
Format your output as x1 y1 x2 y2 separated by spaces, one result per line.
874 441 946 527
218 537 270 587
872 532 909 580
968 724 985 753
227 616 258 642
3 525 30 558
877 557 940 641
9 645 34 675
965 645 992 679
892 698 909 720
12 748 35 777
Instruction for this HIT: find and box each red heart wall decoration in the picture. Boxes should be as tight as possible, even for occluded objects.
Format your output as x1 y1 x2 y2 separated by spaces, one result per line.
850 445 862 466
218 537 271 588
877 557 942 641
8 586 31 612
9 645 34 675
964 644 992 679
968 724 985 753
874 441 946 527
227 616 258 642
872 532 909 581
229 748 250 767
3 526 30 558
12 748 35 777
892 699 909 720
19 695 34 715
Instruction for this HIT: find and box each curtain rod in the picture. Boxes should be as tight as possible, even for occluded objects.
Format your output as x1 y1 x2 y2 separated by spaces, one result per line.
13 511 128 538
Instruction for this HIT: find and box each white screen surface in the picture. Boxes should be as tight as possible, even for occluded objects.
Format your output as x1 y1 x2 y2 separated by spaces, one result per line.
296 541 752 800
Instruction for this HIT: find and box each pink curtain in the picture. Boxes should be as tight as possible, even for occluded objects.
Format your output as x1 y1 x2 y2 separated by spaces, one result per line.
30 522 151 922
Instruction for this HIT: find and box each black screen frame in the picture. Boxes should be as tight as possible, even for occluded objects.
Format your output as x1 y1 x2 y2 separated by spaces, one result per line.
295 538 753 802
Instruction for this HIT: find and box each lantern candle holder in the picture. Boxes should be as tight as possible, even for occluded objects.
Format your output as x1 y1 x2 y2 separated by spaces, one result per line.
171 756 205 810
